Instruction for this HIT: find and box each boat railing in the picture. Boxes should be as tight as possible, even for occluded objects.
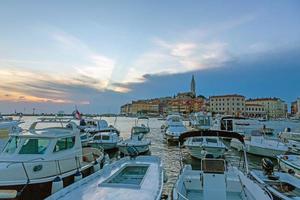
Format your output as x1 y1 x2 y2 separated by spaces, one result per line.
0 150 103 182
173 185 189 200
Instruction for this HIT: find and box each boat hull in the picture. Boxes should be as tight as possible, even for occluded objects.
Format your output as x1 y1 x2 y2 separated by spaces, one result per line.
118 144 149 155
278 156 300 177
90 142 117 150
0 166 95 200
231 139 287 158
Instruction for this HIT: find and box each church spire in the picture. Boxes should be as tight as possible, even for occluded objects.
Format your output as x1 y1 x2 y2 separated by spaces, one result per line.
191 75 196 97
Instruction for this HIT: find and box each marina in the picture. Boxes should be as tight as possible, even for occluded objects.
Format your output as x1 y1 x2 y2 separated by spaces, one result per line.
0 115 299 199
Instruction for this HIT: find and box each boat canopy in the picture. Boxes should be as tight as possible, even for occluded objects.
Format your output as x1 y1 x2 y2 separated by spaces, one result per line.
179 130 245 145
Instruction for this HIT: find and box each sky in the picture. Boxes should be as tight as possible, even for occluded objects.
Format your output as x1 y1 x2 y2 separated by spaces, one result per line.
0 0 299 114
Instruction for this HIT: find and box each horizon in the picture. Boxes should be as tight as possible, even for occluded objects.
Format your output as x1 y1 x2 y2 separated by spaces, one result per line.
0 1 299 114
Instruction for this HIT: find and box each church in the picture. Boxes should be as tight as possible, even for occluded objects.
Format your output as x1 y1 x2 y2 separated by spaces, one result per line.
176 75 197 99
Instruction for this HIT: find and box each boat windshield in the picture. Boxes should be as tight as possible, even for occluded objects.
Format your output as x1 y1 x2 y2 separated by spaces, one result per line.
2 136 21 154
19 138 50 154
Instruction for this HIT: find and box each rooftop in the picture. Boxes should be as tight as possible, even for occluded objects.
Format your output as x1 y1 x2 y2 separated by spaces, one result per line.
209 94 245 98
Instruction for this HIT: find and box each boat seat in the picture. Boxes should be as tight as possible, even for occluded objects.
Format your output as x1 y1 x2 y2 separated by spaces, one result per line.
201 159 225 174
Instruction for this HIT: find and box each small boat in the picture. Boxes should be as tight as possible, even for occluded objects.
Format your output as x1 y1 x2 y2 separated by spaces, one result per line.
88 131 123 150
231 131 288 158
189 112 212 130
259 125 274 135
45 156 164 200
164 114 187 143
79 118 120 136
184 136 227 159
277 155 300 177
251 158 300 200
211 116 262 135
0 116 23 151
171 130 272 200
118 134 151 156
131 116 150 134
279 128 300 142
0 118 104 200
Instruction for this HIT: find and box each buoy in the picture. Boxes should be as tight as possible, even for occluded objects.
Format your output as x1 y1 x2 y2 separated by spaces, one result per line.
51 176 63 194
93 160 100 172
74 170 82 182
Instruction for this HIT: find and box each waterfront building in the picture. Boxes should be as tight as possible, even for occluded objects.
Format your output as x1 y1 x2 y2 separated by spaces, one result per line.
209 94 245 116
245 102 266 118
247 98 287 119
298 98 300 117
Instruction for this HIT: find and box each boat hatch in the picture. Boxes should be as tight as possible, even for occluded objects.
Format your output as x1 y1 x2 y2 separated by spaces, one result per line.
201 159 225 174
266 180 300 197
101 164 149 188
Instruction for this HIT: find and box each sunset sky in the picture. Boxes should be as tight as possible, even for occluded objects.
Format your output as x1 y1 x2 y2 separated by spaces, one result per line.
0 0 299 113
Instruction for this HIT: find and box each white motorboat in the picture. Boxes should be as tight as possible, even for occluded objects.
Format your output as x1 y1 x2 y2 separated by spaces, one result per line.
118 134 151 156
131 116 150 134
45 156 163 200
231 131 288 158
251 158 300 200
164 114 187 143
279 128 300 142
184 136 227 159
277 155 300 177
172 130 272 200
211 116 262 135
189 112 212 130
0 118 104 200
88 131 122 150
79 118 120 136
0 116 23 151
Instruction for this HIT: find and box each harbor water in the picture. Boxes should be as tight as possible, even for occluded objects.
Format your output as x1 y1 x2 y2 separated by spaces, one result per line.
2 116 300 196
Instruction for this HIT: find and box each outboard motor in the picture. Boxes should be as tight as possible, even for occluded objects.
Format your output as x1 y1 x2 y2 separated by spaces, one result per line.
284 127 291 132
262 158 274 176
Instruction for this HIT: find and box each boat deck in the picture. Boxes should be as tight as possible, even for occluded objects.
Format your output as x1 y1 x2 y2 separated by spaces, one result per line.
186 190 242 200
46 156 162 200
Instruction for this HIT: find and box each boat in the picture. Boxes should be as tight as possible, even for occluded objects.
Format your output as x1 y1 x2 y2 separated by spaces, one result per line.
277 155 300 177
259 126 274 135
164 114 187 143
118 134 151 156
88 131 123 150
79 118 120 136
0 116 23 151
171 130 272 200
45 156 164 200
131 116 150 134
184 136 227 159
251 158 300 200
189 112 212 130
279 128 300 142
0 118 104 200
231 130 288 158
211 116 262 135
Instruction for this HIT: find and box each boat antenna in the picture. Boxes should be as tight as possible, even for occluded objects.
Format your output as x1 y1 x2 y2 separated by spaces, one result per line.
113 115 117 127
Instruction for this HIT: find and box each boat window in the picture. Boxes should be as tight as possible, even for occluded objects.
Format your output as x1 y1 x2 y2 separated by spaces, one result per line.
192 137 203 142
19 138 50 154
101 135 110 140
53 136 75 152
206 138 218 143
94 135 101 140
2 136 21 154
